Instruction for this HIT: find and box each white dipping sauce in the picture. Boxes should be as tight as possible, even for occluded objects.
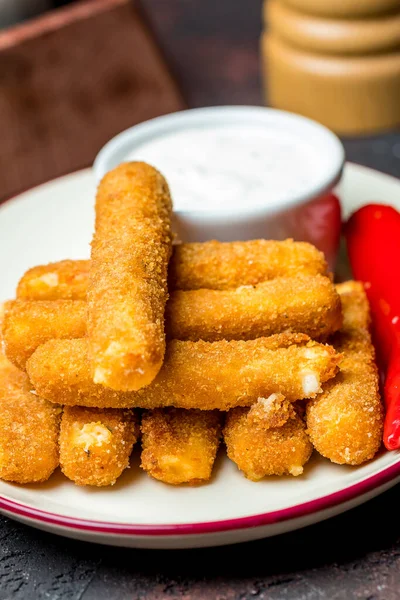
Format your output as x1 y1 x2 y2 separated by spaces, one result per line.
126 125 319 212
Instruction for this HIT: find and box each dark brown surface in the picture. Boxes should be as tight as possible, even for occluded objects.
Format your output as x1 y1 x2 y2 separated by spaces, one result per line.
0 0 185 200
1 1 400 599
141 0 263 108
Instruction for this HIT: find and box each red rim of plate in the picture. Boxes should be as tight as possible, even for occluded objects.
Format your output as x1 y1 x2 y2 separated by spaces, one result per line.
0 165 399 537
0 457 399 536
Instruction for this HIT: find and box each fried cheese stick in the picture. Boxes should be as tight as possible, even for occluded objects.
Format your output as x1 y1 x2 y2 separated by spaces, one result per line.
0 305 61 483
26 334 341 409
170 239 329 290
16 239 329 300
306 281 383 465
141 409 222 484
5 274 341 370
59 406 139 486
246 393 296 429
167 274 342 342
17 260 91 301
3 300 87 369
88 162 173 391
224 400 313 480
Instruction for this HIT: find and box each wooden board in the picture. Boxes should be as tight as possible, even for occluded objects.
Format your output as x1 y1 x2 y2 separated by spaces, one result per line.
0 0 185 200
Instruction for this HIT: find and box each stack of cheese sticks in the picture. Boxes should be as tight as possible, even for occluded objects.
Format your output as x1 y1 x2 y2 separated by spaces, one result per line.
0 162 384 487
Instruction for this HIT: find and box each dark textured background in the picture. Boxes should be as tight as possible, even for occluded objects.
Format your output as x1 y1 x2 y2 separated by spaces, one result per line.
140 0 400 177
1 1 400 598
0 0 185 200
1 484 400 599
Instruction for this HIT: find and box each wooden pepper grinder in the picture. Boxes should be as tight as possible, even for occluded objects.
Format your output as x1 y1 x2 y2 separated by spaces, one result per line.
262 0 400 134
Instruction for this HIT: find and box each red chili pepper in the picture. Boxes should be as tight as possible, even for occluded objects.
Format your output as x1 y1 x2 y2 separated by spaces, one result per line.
383 344 400 450
345 204 400 450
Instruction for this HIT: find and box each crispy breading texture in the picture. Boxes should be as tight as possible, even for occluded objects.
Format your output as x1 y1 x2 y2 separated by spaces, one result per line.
59 406 139 486
87 162 173 391
16 239 329 301
0 306 61 483
3 299 87 370
141 409 222 484
7 273 341 369
306 281 383 466
246 393 296 429
224 407 313 480
169 239 329 290
26 334 341 410
17 260 91 300
167 274 342 341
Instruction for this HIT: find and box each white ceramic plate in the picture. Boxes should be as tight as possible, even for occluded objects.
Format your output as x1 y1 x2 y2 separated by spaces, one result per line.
0 163 399 549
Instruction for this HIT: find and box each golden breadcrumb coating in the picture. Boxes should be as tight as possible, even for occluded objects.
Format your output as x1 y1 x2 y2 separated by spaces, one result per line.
247 393 296 429
26 334 340 409
167 274 342 341
306 281 383 465
0 306 61 483
141 409 221 484
16 239 329 301
224 408 312 480
17 260 90 301
3 299 86 370
87 162 173 391
8 272 341 366
59 406 139 486
169 239 329 290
